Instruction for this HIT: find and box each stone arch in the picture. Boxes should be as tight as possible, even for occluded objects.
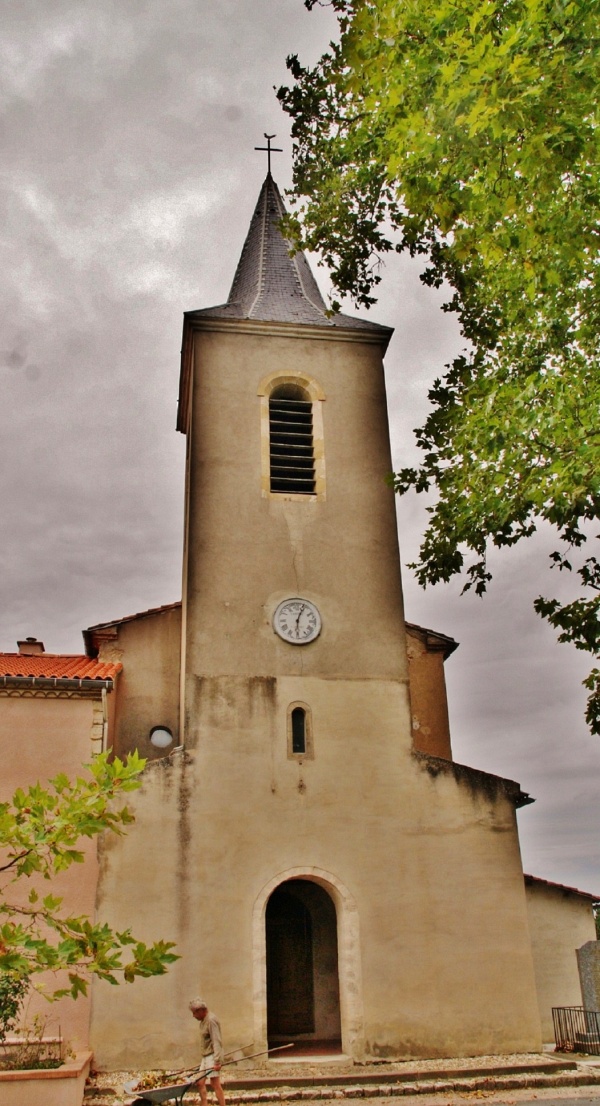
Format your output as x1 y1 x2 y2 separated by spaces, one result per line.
286 701 314 760
257 370 326 402
252 867 364 1057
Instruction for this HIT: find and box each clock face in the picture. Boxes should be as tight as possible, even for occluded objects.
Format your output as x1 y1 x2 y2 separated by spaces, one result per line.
273 598 321 645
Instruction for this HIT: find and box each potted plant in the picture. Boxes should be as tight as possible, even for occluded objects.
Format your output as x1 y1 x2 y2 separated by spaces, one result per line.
1 973 65 1069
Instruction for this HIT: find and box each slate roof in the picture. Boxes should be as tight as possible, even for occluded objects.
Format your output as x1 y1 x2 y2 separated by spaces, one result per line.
185 173 391 334
0 654 122 680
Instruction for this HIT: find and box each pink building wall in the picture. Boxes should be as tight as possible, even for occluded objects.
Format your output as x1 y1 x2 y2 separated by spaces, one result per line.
0 696 100 1051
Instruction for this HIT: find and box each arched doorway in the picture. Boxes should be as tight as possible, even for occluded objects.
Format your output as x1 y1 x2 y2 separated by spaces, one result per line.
266 879 341 1049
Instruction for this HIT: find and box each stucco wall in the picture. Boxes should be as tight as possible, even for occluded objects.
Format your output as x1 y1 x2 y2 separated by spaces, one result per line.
90 743 541 1068
525 876 596 1040
89 321 541 1066
0 695 101 1050
406 628 452 759
182 327 408 689
97 605 181 759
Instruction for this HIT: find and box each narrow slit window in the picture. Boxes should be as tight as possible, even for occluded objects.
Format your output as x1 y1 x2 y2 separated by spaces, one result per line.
291 707 306 755
269 385 315 495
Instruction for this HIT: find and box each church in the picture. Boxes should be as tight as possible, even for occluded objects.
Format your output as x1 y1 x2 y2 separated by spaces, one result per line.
1 168 596 1070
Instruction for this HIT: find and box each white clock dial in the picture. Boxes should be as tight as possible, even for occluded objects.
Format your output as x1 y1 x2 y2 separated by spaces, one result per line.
273 598 321 645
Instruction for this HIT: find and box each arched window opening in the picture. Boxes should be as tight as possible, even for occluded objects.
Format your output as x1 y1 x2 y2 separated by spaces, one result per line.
287 702 314 760
269 384 315 495
291 707 306 755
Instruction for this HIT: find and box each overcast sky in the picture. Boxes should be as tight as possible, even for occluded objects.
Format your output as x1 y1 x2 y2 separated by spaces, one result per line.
2 0 599 895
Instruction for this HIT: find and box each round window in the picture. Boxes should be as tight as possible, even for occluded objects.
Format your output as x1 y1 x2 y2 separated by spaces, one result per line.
149 726 173 749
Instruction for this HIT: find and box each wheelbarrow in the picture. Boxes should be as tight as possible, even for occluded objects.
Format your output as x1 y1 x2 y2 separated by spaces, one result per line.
124 1075 201 1106
124 1043 293 1105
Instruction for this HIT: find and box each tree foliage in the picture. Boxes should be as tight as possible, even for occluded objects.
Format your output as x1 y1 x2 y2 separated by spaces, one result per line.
278 0 600 729
0 972 29 1043
0 752 178 999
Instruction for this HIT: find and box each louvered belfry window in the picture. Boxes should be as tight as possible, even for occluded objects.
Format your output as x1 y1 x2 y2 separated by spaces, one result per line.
269 385 315 495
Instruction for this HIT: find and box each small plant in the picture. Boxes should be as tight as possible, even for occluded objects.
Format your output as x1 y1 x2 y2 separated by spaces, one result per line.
0 971 29 1044
0 1009 64 1071
0 974 64 1070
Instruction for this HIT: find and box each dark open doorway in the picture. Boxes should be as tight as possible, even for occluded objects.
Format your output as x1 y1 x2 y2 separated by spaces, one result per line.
266 879 341 1050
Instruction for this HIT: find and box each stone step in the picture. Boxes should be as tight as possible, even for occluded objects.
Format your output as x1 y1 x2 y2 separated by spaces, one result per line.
85 1061 600 1105
226 1060 579 1090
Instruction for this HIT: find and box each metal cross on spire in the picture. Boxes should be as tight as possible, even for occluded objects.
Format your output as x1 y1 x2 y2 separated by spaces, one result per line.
254 133 283 175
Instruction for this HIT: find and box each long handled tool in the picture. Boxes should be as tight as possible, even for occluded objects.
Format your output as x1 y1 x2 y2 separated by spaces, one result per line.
125 1044 295 1105
164 1042 293 1082
162 1046 253 1081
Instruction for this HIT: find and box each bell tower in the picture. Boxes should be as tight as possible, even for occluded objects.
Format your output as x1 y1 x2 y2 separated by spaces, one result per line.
177 171 409 732
175 172 416 1053
171 172 540 1058
90 169 542 1067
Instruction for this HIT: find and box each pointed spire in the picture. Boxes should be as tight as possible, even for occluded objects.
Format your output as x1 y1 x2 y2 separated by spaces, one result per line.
226 174 330 325
188 175 391 335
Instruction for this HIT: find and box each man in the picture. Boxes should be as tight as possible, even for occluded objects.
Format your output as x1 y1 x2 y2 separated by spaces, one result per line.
189 998 226 1106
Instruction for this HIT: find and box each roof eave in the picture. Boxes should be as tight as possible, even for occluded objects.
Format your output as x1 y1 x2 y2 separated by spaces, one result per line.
177 312 393 435
524 873 600 901
84 601 183 656
414 750 534 809
405 621 460 660
0 675 115 696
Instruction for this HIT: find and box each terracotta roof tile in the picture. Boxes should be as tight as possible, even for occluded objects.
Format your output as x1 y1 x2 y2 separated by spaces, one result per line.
524 873 600 901
405 621 459 659
0 655 122 680
85 601 181 634
83 602 181 658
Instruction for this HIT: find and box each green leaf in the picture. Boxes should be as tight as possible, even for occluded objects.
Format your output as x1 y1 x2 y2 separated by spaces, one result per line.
279 0 600 733
1 757 177 995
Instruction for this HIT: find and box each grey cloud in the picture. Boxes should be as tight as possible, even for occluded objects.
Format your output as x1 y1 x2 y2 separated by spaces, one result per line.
1 0 598 894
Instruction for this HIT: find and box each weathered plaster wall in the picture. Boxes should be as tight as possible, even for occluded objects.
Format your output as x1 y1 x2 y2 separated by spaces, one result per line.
89 321 541 1068
97 606 181 759
89 742 542 1068
0 696 101 1050
525 877 596 1040
405 628 452 759
182 327 408 687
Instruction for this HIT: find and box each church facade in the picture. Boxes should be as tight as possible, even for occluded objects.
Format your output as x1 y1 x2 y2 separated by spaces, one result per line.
1 172 596 1069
